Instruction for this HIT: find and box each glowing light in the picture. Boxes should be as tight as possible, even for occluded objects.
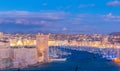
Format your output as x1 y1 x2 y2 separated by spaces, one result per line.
17 40 24 46
113 58 120 63
10 39 36 46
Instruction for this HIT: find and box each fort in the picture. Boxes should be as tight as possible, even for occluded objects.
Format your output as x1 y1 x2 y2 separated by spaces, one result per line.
0 33 49 69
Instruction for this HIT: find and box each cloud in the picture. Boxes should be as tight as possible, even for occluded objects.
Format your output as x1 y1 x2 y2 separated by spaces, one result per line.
107 0 120 6
103 13 120 22
0 11 68 25
0 11 67 19
76 14 89 18
1 11 117 34
79 4 95 8
62 27 68 31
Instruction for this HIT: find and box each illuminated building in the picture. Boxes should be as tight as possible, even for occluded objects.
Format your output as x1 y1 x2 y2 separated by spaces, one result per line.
17 38 24 46
0 40 10 48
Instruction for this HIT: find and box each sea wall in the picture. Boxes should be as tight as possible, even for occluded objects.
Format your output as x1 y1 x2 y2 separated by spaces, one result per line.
0 48 38 69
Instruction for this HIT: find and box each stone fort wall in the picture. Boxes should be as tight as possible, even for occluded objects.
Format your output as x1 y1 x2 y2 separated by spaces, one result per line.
0 48 38 69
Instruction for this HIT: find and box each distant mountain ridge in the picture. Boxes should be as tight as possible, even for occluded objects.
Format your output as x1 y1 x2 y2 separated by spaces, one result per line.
110 32 120 36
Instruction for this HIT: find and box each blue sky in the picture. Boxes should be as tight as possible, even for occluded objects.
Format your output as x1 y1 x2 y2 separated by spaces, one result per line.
0 0 120 34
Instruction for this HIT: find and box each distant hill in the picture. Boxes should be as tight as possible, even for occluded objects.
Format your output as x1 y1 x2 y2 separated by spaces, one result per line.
110 32 120 36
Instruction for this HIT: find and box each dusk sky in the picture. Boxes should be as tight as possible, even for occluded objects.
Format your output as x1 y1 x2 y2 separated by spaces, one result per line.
0 0 120 34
